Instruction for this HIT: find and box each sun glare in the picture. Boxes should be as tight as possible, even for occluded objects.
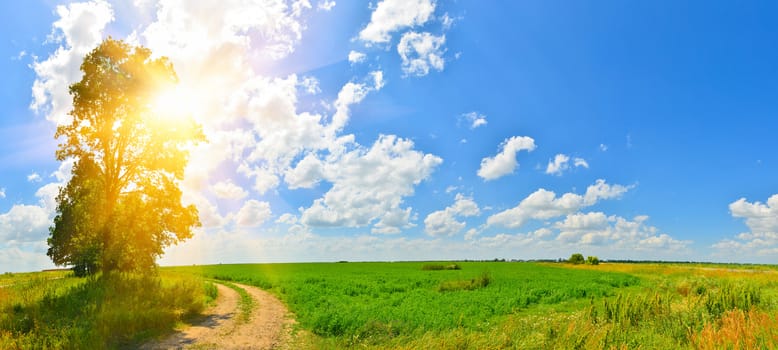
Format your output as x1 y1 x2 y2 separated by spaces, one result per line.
151 85 194 123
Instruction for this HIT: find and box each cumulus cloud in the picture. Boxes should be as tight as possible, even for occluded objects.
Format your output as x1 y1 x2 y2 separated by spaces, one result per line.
358 0 436 44
300 135 442 234
555 212 689 251
461 111 487 129
210 180 248 200
486 179 630 229
0 204 51 243
546 154 589 176
0 165 72 251
424 194 480 236
348 50 366 64
477 136 536 181
235 199 272 227
713 195 778 257
397 31 445 76
30 0 114 125
0 188 5 199
729 195 778 234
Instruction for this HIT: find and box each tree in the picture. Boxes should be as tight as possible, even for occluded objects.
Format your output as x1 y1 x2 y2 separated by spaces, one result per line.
587 256 600 265
568 253 585 265
47 38 204 274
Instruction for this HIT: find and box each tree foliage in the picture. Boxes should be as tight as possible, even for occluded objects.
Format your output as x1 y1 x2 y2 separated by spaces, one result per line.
568 253 585 265
587 256 600 265
47 38 204 274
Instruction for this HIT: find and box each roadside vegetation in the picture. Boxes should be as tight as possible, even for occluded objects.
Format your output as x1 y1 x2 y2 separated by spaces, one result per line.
170 261 778 349
0 271 216 349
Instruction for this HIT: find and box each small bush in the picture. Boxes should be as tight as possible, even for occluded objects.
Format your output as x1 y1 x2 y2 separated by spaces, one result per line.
438 271 491 292
587 256 600 265
422 263 461 271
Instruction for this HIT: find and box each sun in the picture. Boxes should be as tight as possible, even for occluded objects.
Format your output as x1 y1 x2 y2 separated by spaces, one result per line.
150 85 195 123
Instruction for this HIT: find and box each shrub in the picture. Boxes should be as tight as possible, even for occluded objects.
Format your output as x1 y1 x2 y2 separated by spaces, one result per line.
587 256 600 265
421 263 461 271
569 253 585 265
438 271 491 292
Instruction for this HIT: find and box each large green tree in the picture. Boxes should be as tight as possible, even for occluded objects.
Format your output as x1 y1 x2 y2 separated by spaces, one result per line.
47 38 204 274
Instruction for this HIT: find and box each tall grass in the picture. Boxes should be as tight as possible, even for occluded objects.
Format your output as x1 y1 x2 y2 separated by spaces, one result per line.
0 271 213 349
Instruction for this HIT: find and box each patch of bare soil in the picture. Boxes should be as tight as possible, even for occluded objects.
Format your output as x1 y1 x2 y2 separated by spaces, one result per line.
142 282 296 350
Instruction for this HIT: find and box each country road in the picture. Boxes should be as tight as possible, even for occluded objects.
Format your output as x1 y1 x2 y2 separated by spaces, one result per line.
142 282 297 350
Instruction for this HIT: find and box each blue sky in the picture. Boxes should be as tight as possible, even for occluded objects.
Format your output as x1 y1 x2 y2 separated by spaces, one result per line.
2 0 778 272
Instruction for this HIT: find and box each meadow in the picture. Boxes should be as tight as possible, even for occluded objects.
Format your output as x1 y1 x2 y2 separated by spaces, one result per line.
169 261 778 349
2 261 777 349
0 271 216 349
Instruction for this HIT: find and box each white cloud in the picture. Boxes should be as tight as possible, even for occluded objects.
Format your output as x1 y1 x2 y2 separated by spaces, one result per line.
0 245 55 273
27 172 42 183
487 179 630 229
461 111 487 129
300 135 442 234
331 71 384 132
713 195 778 258
276 213 299 225
299 76 321 94
729 195 778 234
440 12 455 30
317 0 335 11
546 154 570 176
30 0 114 125
583 179 630 206
144 0 310 61
211 180 248 200
284 153 324 189
555 212 689 251
358 0 436 44
0 188 5 199
183 192 226 228
424 193 480 236
397 31 445 76
0 205 51 243
599 144 608 152
546 154 589 176
235 199 272 227
477 136 536 181
348 50 366 64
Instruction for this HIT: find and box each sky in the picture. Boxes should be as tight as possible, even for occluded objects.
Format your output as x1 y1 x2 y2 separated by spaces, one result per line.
2 0 778 272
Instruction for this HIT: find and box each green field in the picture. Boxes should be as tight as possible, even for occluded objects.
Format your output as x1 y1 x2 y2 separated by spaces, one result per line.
2 262 778 349
0 271 216 349
169 261 778 349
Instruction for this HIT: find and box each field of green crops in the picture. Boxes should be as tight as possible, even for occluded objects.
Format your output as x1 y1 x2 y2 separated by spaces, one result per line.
167 261 778 349
3 261 778 349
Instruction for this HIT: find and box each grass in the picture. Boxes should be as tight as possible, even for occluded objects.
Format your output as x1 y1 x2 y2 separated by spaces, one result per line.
215 280 254 323
168 261 778 349
0 270 215 349
168 261 641 347
5 261 777 349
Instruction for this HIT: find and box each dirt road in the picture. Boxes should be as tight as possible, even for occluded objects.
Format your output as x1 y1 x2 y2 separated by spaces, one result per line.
142 282 295 350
